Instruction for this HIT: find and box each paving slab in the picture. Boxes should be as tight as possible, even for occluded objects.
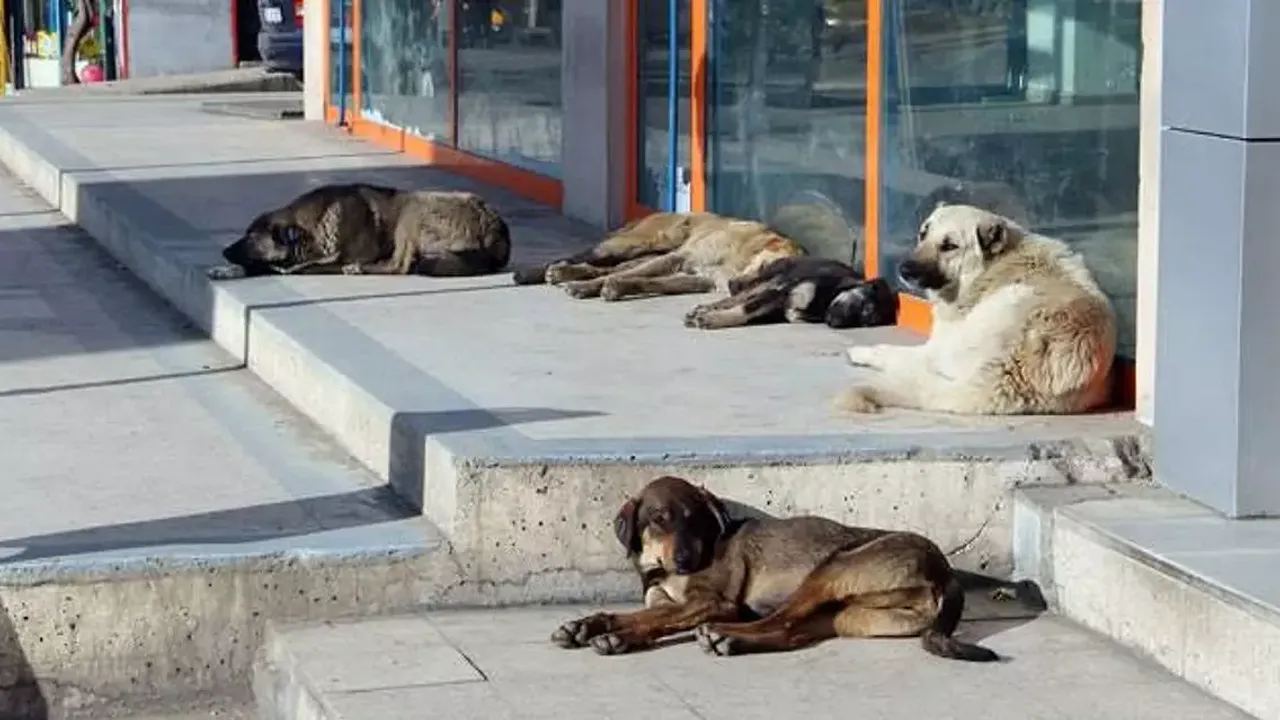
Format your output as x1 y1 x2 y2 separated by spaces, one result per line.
255 605 1254 720
0 168 459 718
1016 485 1280 720
0 95 1152 604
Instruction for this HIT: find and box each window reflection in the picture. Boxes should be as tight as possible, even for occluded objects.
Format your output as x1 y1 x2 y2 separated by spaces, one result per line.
706 0 868 270
328 0 353 111
879 0 1140 356
636 0 692 211
359 0 452 142
456 0 563 177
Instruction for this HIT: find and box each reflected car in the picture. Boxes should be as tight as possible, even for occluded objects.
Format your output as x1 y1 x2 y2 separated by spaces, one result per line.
258 0 305 76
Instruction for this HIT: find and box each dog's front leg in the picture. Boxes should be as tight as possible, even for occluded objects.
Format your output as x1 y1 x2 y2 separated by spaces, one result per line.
275 254 345 275
844 342 922 372
562 253 683 300
551 596 738 656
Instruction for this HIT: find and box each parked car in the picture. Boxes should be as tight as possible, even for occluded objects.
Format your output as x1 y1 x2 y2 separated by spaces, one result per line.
258 0 304 76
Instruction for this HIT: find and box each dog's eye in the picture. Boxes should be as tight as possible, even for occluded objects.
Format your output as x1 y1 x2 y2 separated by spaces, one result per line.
939 238 958 252
279 226 302 245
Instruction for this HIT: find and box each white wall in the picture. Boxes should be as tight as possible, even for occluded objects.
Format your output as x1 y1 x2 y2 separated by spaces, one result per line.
1135 0 1162 426
304 0 326 120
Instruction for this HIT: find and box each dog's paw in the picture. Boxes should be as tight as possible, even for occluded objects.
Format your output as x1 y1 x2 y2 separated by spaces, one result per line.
844 345 881 369
599 279 626 302
206 264 245 281
589 632 631 656
694 624 740 657
683 306 713 329
562 281 596 299
834 386 883 415
341 263 365 275
550 619 593 649
544 262 573 285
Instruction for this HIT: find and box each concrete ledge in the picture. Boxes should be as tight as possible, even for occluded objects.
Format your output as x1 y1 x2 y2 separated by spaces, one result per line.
1018 485 1280 719
0 97 1154 606
16 70 303 97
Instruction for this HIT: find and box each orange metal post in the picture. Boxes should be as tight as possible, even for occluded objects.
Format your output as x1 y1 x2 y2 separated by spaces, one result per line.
689 0 707 212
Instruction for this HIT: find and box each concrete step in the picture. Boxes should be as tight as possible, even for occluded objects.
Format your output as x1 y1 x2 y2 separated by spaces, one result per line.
1014 485 1280 719
0 169 461 719
0 95 1152 607
252 604 1253 720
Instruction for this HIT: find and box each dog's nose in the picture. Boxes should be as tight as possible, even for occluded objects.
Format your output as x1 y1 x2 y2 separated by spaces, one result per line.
673 547 697 573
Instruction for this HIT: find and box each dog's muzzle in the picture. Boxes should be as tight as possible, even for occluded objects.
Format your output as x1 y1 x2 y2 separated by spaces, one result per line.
897 259 947 293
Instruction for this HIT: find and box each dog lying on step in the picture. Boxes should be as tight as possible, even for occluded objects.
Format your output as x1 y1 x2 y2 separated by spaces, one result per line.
551 475 1001 661
511 212 712 286
683 256 898 330
553 215 807 302
207 183 511 279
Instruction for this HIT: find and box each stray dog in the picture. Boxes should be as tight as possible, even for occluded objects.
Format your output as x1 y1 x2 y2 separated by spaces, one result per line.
207 183 511 279
551 476 1000 662
840 203 1116 415
683 256 898 330
511 212 711 286
556 216 807 302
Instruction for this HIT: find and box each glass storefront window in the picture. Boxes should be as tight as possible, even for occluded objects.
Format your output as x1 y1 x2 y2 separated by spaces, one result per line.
877 0 1140 356
635 0 691 212
706 0 868 271
328 0 353 112
456 0 563 178
360 0 452 143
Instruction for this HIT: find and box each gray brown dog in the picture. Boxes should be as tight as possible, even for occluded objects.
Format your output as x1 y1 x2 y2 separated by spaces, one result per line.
551 476 999 662
207 183 511 279
682 256 899 330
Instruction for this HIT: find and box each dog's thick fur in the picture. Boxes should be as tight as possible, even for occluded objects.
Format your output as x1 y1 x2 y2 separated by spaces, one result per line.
554 215 807 302
840 203 1116 415
551 476 999 661
511 212 710 286
682 257 898 330
207 183 511 279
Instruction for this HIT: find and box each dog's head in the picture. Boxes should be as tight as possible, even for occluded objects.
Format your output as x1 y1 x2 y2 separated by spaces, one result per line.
824 277 899 329
898 203 1024 297
613 476 730 576
221 210 315 276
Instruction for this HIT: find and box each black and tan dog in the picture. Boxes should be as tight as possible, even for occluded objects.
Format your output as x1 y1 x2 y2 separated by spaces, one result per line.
207 183 511 279
552 476 1000 662
682 256 899 330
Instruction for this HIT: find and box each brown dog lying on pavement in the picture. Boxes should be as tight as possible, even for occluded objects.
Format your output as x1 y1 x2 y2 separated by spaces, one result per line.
511 212 711 286
682 256 899 330
207 183 511 279
554 215 807 302
551 476 1000 662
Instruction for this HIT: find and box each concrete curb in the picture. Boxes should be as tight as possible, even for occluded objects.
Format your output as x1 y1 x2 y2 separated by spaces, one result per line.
1015 486 1280 720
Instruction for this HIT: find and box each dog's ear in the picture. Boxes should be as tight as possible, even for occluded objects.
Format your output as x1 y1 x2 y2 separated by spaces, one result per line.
976 219 1008 256
696 486 730 534
275 224 305 246
613 498 641 554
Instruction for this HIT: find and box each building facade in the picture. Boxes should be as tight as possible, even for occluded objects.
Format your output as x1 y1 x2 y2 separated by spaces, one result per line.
302 0 1279 518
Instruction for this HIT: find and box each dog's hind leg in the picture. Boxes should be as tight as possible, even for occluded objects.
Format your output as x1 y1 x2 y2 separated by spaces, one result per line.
545 255 654 284
600 273 716 302
683 278 789 329
561 253 684 299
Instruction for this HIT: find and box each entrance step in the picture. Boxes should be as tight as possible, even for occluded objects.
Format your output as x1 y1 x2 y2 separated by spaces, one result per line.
1015 485 1280 719
0 95 1154 606
253 604 1253 720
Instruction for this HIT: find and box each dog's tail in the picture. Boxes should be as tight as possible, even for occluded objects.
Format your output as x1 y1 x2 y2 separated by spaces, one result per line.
920 578 999 662
512 263 551 285
418 249 508 277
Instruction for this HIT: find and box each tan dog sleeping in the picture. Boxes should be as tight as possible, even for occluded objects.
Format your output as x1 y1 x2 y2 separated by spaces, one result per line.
840 203 1116 415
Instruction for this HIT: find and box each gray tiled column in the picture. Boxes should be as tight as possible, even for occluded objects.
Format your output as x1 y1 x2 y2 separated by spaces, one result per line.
558 0 630 229
1155 0 1280 516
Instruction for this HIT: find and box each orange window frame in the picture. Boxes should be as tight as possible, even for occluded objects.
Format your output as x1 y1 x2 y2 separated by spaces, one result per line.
320 0 563 208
